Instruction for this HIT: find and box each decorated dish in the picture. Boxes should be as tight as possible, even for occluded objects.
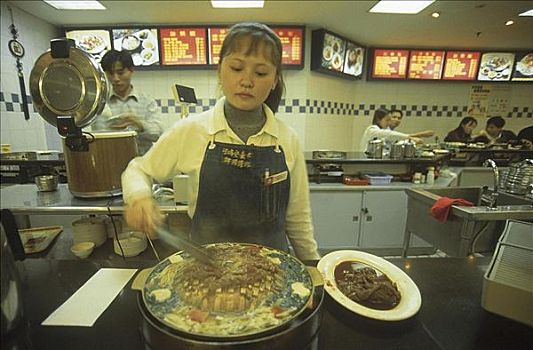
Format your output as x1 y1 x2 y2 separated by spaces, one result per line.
142 243 313 338
478 53 514 81
317 250 421 321
323 46 333 61
122 35 141 51
112 29 159 65
331 53 343 70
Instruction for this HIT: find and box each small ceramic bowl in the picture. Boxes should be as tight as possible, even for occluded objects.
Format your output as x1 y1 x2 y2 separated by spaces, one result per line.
71 242 95 259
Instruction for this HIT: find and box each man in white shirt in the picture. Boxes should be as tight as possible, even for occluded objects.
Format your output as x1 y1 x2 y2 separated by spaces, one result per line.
93 50 163 155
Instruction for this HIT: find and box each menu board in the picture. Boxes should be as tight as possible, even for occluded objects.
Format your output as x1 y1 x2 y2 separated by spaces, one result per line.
272 27 304 66
320 32 346 72
512 51 533 81
442 51 481 80
407 50 445 80
160 27 207 65
477 52 515 81
112 28 159 66
371 49 409 79
343 43 364 77
208 27 228 65
65 29 112 64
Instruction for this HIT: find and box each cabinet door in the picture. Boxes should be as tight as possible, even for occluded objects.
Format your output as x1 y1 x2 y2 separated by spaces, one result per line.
310 191 362 249
360 190 407 248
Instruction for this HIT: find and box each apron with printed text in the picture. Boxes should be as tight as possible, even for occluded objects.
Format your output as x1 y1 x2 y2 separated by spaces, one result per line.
190 139 290 252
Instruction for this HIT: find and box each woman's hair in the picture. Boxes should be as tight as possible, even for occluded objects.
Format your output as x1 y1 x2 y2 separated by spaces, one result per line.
372 108 391 127
459 116 478 128
100 49 134 72
218 22 285 113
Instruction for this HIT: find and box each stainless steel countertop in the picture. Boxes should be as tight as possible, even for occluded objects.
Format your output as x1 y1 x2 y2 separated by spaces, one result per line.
0 184 187 215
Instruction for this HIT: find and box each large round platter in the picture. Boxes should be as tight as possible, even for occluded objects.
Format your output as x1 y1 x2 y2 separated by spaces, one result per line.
142 243 313 339
317 250 421 321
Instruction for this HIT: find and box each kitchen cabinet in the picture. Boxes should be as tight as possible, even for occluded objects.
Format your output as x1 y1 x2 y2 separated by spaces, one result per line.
309 191 362 250
310 189 433 255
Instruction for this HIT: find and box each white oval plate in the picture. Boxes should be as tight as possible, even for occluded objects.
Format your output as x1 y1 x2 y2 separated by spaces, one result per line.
317 250 422 321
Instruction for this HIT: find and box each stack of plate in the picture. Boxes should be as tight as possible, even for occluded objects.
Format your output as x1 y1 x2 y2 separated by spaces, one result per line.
72 217 107 247
504 160 533 195
113 231 147 257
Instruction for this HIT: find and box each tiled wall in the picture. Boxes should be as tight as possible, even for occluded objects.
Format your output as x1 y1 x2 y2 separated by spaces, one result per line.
1 4 532 152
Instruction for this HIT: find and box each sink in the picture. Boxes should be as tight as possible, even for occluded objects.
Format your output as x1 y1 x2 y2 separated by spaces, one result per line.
425 187 533 207
403 186 533 257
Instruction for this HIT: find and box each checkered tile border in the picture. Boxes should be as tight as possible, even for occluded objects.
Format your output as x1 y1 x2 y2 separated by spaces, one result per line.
1 91 532 118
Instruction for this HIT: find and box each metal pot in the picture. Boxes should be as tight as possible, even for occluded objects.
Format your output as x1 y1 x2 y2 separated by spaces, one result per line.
390 142 405 159
366 138 384 159
403 139 417 158
34 174 59 192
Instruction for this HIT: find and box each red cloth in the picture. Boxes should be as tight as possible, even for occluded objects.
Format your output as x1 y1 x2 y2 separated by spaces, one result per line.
430 197 474 223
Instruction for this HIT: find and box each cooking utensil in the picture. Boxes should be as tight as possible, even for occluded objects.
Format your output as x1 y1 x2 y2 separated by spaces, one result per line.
366 138 384 159
34 174 59 192
155 226 215 266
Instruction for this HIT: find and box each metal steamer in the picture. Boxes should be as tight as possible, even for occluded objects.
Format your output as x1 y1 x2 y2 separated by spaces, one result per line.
134 243 324 350
29 38 138 198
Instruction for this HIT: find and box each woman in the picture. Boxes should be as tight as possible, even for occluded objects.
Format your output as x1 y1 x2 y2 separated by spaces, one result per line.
360 108 423 152
122 23 319 260
444 117 478 143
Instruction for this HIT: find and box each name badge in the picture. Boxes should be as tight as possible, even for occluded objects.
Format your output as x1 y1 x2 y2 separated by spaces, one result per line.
265 171 288 185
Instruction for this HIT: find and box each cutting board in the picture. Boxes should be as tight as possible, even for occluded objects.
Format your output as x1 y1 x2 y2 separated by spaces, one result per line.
19 225 63 254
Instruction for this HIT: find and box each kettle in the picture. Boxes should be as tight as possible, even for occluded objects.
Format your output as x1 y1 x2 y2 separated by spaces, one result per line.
1 209 25 336
366 138 384 159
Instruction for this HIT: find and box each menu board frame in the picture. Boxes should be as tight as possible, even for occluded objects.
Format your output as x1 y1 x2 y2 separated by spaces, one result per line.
310 28 366 80
64 24 305 71
367 47 533 84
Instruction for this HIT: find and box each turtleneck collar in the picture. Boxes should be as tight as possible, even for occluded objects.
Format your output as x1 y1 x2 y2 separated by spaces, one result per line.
223 100 265 127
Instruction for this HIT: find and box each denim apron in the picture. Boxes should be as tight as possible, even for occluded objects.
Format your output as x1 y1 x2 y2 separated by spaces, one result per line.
190 137 290 252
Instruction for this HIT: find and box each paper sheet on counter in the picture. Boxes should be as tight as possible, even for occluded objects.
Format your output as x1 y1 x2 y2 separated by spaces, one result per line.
42 268 137 327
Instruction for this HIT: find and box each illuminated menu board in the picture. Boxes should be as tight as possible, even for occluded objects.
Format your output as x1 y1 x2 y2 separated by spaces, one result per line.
160 28 207 65
408 50 445 80
208 27 228 65
477 52 515 81
65 29 112 64
371 49 409 79
442 51 480 80
112 28 160 66
272 27 304 66
512 52 533 82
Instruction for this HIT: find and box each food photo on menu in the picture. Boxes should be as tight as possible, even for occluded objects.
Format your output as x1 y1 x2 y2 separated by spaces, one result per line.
343 43 364 77
512 52 533 81
112 28 160 66
65 29 112 63
477 52 515 81
321 32 346 72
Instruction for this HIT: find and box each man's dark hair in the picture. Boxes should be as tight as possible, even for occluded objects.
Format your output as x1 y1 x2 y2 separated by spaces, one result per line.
372 108 391 126
391 109 403 117
100 50 134 72
486 116 505 129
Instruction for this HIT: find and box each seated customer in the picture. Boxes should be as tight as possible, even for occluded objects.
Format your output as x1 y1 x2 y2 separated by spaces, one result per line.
360 108 423 152
389 109 435 138
473 116 517 145
444 116 478 143
92 50 163 155
517 126 533 149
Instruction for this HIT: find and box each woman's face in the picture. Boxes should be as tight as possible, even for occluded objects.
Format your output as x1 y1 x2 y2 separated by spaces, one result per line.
462 121 477 135
378 114 392 129
219 38 278 111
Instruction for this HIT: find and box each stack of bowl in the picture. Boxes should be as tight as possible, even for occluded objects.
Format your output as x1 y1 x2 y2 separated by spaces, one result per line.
72 216 107 247
113 231 147 257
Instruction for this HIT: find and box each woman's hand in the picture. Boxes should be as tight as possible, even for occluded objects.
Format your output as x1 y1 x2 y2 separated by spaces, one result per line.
124 196 163 238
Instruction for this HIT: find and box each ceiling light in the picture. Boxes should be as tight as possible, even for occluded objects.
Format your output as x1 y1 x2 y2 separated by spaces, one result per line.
43 1 106 10
518 9 533 16
431 12 440 18
211 0 264 8
369 0 435 14
505 20 514 26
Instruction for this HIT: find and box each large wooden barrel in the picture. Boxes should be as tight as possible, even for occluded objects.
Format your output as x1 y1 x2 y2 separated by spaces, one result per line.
63 131 138 198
